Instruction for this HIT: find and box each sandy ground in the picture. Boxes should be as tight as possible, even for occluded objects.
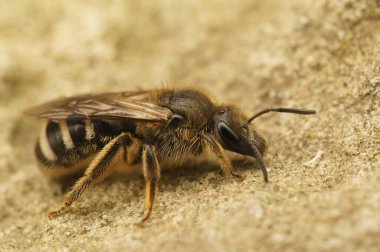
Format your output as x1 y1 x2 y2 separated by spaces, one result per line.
1 0 380 251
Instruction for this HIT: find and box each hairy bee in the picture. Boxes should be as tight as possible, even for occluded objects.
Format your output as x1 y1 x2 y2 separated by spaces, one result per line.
25 88 316 224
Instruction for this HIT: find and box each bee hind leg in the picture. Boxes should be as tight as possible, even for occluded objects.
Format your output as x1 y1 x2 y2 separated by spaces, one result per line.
48 132 137 219
202 133 245 182
136 145 161 226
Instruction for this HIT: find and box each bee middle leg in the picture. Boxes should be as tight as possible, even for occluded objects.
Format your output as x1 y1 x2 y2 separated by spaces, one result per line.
137 145 161 226
202 133 244 181
48 132 138 219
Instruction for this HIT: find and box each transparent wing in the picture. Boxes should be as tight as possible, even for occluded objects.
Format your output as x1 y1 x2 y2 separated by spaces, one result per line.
25 91 172 123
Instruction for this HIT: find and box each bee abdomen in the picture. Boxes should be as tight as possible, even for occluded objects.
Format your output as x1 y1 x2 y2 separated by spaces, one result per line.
35 120 103 177
35 119 137 177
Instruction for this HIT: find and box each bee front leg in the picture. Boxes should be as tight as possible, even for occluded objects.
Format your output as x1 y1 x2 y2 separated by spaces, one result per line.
48 133 136 219
137 145 161 226
202 133 245 182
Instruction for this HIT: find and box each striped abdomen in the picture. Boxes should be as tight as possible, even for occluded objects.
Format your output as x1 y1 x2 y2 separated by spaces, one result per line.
35 119 136 178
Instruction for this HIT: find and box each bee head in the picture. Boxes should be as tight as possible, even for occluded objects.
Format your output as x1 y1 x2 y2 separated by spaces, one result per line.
213 106 316 182
214 106 269 182
214 106 266 158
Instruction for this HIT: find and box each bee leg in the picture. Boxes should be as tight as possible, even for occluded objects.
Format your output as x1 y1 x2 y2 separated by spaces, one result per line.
137 145 161 226
48 133 135 219
202 133 245 182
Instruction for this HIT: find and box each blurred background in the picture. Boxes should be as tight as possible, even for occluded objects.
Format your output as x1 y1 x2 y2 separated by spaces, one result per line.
0 0 379 251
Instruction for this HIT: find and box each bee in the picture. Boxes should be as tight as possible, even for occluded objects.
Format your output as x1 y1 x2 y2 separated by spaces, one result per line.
25 88 316 224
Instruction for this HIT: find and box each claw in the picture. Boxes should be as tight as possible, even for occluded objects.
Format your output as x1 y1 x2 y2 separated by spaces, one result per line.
232 172 245 182
135 211 151 227
48 205 71 220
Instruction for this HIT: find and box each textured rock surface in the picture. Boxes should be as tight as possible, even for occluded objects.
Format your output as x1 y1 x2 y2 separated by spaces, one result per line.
1 0 379 251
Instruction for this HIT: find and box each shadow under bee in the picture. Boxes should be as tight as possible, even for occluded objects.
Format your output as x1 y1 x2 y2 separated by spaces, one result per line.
53 155 261 196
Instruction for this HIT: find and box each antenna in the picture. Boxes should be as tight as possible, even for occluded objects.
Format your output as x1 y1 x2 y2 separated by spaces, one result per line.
246 108 316 124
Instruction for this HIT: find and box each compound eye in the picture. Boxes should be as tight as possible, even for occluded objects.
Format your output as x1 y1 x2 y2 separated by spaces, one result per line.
217 122 240 143
169 114 186 127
